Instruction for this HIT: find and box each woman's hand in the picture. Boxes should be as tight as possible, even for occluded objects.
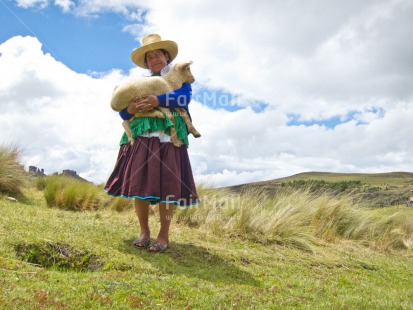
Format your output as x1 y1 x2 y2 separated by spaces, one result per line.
127 95 159 114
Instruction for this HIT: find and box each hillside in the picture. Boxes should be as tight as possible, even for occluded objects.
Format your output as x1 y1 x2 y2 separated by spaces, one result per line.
227 171 413 207
1 154 413 309
1 182 413 309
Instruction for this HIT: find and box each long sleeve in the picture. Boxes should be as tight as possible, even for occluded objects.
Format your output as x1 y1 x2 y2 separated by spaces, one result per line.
119 108 134 120
157 83 192 110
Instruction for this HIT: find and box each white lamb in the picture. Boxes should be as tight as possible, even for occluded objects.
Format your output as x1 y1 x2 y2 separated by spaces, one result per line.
110 61 201 147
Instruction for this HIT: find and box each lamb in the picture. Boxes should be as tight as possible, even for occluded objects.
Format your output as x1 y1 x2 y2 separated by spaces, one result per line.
110 61 201 147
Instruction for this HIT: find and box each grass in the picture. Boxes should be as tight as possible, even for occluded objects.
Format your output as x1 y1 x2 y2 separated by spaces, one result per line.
0 145 27 196
1 185 412 309
33 175 134 212
176 186 413 253
0 146 412 309
42 175 105 211
230 171 413 207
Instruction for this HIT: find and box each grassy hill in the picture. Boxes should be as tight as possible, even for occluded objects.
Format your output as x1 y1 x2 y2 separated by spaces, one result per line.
1 146 412 309
1 183 412 309
228 171 413 207
270 171 413 189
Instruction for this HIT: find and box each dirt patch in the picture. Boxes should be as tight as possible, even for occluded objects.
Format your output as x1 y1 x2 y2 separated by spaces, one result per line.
15 241 103 271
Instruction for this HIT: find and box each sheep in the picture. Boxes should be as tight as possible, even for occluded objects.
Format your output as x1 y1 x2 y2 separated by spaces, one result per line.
110 61 201 147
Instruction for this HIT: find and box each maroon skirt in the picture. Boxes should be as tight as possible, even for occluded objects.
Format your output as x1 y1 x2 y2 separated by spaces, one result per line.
104 137 199 207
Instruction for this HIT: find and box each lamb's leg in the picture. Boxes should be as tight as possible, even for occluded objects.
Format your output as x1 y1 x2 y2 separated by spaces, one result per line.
158 107 182 147
122 119 135 145
176 108 201 138
169 127 182 147
123 110 164 145
133 110 165 119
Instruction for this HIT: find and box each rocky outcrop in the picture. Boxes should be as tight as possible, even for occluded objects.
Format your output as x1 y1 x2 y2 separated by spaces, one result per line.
28 166 90 183
28 166 46 177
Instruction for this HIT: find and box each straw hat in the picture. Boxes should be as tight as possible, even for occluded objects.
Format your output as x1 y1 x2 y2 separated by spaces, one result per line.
131 34 178 69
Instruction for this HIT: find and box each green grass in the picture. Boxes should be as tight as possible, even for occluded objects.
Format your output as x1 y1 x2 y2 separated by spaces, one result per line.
1 146 412 309
33 175 134 213
278 171 413 186
42 175 104 211
1 186 412 309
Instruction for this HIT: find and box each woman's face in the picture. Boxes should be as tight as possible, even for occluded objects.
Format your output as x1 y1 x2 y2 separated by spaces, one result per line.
145 50 169 73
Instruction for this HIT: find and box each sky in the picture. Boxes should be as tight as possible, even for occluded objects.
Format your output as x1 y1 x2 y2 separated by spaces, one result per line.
1 0 412 187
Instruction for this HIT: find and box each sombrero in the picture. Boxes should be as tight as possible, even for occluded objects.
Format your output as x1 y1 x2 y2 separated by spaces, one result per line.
131 34 178 69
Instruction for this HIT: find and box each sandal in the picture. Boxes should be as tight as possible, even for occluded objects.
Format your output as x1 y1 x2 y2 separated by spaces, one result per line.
148 242 169 253
133 238 151 249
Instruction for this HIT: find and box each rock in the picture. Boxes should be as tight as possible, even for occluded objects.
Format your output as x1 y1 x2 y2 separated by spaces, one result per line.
28 166 46 177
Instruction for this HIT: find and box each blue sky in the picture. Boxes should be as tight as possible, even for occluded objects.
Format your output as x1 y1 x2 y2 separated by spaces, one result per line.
1 0 412 186
1 0 270 112
1 1 137 72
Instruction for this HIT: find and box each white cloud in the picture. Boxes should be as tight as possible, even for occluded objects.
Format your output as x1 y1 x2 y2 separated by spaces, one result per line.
0 36 122 183
70 0 148 18
15 0 413 113
187 98 413 187
15 0 48 9
131 0 413 118
1 35 413 187
54 0 74 12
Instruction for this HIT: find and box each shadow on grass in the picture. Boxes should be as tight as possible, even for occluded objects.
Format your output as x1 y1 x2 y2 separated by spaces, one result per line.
120 239 260 287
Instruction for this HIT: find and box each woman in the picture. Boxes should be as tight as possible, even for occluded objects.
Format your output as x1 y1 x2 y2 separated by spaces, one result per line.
105 34 199 252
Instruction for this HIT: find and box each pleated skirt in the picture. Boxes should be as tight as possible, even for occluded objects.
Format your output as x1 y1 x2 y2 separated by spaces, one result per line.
104 136 199 207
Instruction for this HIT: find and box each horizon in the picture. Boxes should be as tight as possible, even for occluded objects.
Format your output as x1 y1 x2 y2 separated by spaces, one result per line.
25 162 413 188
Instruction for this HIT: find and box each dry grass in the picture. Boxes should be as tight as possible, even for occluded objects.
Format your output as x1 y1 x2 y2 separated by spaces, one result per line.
43 175 105 211
0 145 27 196
175 187 413 252
3 142 410 254
37 175 135 212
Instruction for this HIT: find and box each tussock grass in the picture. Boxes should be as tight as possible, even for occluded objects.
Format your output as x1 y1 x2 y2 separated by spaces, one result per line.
43 175 105 211
176 187 413 252
33 176 48 191
39 176 134 212
0 145 27 196
27 175 413 252
344 207 413 250
110 196 135 212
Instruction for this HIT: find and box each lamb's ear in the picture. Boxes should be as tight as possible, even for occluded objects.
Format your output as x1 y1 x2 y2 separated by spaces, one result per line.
181 61 193 70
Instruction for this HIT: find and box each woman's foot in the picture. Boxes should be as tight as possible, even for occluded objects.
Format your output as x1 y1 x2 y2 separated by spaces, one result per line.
133 236 151 249
148 241 169 253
